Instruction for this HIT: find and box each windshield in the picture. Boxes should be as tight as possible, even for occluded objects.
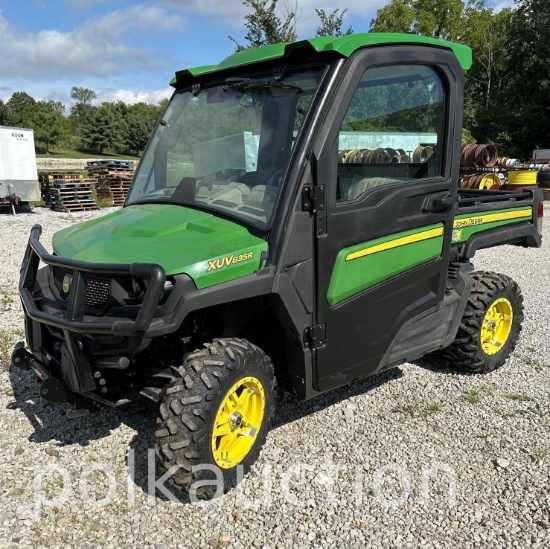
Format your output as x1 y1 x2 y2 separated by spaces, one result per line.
127 68 325 229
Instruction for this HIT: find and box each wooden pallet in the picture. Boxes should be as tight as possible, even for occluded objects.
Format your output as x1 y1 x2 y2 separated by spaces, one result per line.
38 171 100 211
53 201 99 212
50 182 95 190
53 194 95 203
39 172 83 180
92 172 133 206
87 160 133 168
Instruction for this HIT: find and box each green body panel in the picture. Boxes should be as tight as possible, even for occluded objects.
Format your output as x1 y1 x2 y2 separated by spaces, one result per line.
52 205 267 289
215 37 334 71
327 224 444 306
170 65 217 86
451 207 533 244
324 33 472 70
171 33 472 87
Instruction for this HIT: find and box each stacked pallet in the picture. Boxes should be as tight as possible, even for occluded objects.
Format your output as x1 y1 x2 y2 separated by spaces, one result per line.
86 159 134 176
87 160 135 207
95 176 132 206
39 172 99 212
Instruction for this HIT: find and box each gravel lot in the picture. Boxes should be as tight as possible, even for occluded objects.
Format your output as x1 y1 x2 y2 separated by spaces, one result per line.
0 205 549 548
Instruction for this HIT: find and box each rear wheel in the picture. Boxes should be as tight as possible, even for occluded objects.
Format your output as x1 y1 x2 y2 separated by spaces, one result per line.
155 338 275 499
442 271 523 373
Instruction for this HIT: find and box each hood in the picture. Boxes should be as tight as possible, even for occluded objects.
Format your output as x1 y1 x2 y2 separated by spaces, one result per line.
52 204 268 289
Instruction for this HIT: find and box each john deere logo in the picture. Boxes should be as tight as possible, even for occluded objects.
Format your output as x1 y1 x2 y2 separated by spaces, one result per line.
62 275 71 293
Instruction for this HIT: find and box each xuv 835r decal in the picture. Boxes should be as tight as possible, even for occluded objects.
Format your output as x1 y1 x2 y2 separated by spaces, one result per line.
207 252 255 272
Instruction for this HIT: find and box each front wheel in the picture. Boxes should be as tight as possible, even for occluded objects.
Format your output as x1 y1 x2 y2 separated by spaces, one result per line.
155 338 275 499
442 271 523 373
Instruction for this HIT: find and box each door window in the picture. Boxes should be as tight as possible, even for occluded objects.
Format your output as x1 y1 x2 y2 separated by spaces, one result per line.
336 65 446 202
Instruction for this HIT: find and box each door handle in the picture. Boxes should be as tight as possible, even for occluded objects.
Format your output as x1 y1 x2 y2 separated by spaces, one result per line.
423 193 458 212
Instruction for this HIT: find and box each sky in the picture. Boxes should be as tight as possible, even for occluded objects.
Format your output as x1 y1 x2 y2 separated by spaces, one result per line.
0 0 515 108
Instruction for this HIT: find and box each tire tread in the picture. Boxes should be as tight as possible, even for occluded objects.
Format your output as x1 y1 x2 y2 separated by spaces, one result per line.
442 271 523 373
155 338 275 499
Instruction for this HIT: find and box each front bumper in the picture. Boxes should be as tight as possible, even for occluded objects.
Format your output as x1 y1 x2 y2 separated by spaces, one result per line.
17 224 175 403
20 224 166 337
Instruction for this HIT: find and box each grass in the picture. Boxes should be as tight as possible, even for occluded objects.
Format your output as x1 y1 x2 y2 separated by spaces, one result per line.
421 402 441 418
463 389 481 404
531 443 549 460
496 402 543 418
95 196 115 209
36 148 140 161
0 291 14 312
0 329 14 372
523 356 550 372
391 400 442 418
503 393 533 403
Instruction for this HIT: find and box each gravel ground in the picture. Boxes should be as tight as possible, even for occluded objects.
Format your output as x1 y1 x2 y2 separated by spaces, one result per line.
0 205 549 548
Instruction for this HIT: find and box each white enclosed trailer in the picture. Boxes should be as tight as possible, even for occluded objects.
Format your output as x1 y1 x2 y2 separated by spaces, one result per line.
0 126 40 213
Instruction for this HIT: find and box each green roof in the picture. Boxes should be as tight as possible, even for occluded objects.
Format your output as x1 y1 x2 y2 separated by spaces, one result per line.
171 33 472 87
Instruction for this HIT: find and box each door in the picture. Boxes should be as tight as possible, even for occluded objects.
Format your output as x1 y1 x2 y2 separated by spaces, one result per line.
313 46 464 392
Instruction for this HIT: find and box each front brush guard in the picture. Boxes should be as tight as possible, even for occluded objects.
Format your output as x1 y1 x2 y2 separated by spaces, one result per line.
19 224 166 336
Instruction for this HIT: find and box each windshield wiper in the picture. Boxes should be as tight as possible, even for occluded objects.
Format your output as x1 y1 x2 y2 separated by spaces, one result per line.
225 77 302 94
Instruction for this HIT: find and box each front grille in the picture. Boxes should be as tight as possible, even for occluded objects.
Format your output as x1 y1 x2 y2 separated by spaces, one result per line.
52 266 111 309
84 274 111 308
52 266 72 301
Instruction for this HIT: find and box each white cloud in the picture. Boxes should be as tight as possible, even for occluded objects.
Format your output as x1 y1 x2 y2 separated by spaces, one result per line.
160 0 248 20
0 5 186 78
0 83 171 107
293 1 388 34
158 0 386 33
98 87 173 105
490 0 516 12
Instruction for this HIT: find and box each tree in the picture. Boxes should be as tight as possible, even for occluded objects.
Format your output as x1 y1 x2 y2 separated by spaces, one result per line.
315 8 353 37
0 100 8 126
369 0 415 34
494 0 550 157
69 86 97 139
158 97 170 112
81 101 127 154
413 0 467 41
229 0 297 50
370 0 474 41
26 101 68 153
464 7 512 109
123 102 160 155
5 92 36 126
70 86 96 106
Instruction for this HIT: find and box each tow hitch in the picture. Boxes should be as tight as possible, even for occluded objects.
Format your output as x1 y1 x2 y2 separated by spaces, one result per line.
10 345 97 417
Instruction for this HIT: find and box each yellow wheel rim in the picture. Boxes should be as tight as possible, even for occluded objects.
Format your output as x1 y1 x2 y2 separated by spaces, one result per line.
481 298 513 355
211 376 265 469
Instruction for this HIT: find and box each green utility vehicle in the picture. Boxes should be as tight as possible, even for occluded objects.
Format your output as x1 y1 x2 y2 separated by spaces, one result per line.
13 34 543 497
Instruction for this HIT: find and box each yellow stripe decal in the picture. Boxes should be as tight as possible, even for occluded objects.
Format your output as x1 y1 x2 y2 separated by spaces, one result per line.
453 209 532 229
345 227 444 262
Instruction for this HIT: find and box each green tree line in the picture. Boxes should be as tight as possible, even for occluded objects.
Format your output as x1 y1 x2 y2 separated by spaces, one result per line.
0 87 168 156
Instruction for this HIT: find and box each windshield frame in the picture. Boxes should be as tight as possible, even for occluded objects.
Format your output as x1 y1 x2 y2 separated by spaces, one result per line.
126 60 331 232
